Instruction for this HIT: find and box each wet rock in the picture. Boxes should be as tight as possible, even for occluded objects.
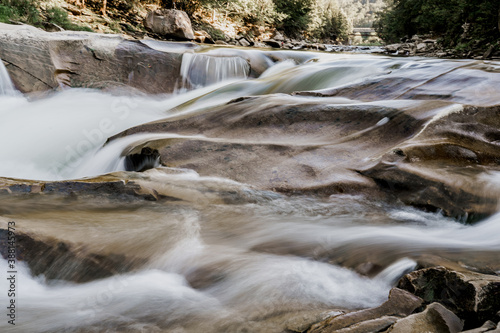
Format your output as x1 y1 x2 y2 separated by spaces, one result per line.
398 266 500 329
461 320 497 333
0 23 183 94
0 229 135 283
387 302 463 333
143 9 195 40
307 288 423 332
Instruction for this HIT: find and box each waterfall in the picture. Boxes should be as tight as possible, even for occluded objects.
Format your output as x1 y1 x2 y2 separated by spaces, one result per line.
180 53 250 89
0 58 16 95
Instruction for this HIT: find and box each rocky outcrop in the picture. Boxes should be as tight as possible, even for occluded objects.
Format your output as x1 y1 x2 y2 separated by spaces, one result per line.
143 9 195 40
0 23 183 94
110 94 500 220
398 266 500 329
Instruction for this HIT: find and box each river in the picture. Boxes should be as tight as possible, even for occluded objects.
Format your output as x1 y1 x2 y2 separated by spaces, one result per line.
0 46 500 332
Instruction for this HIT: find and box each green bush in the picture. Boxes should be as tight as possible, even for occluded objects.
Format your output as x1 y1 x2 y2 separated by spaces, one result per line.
273 0 313 36
0 0 40 24
46 6 93 32
308 0 350 40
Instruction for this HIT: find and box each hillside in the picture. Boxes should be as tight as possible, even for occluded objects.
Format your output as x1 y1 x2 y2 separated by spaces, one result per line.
0 0 385 43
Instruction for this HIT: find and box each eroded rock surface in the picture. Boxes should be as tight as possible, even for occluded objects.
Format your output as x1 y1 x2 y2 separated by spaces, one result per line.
0 23 183 94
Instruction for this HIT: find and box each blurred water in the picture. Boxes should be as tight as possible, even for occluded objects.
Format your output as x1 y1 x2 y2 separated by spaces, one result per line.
1 51 500 333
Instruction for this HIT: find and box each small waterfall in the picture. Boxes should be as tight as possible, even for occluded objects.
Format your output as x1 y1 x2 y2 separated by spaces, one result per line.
180 53 250 89
0 58 16 95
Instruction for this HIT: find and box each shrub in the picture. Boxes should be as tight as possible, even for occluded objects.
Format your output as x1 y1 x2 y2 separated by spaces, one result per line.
46 6 93 32
0 0 40 24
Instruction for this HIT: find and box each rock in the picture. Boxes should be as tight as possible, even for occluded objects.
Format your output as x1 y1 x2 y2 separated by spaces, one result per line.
461 320 497 333
143 9 195 40
307 288 423 332
483 44 495 59
194 30 214 44
333 316 399 333
423 39 437 44
215 40 228 45
0 23 184 94
237 36 252 47
398 266 500 328
273 31 285 41
263 39 282 48
0 229 136 283
385 44 401 53
387 302 463 333
416 42 428 53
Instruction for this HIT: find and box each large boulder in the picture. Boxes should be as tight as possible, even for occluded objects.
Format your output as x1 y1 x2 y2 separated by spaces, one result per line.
143 9 195 40
0 23 184 94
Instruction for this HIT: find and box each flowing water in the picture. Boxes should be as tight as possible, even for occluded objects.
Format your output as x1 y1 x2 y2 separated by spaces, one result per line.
1 48 500 332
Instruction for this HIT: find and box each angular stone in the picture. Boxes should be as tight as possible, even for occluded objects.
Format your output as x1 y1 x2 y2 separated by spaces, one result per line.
307 288 422 333
387 302 463 333
398 266 500 328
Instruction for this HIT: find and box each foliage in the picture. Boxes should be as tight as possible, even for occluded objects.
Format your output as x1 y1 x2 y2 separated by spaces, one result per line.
273 0 313 36
0 0 40 24
374 0 500 47
46 6 93 31
308 0 350 40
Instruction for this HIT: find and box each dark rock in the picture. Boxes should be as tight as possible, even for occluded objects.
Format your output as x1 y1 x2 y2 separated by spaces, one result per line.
263 39 282 48
124 147 160 172
398 266 500 329
387 302 463 333
143 9 195 40
307 288 423 332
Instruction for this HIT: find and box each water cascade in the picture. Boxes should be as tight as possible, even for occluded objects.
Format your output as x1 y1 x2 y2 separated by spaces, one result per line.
0 58 16 95
180 52 250 89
